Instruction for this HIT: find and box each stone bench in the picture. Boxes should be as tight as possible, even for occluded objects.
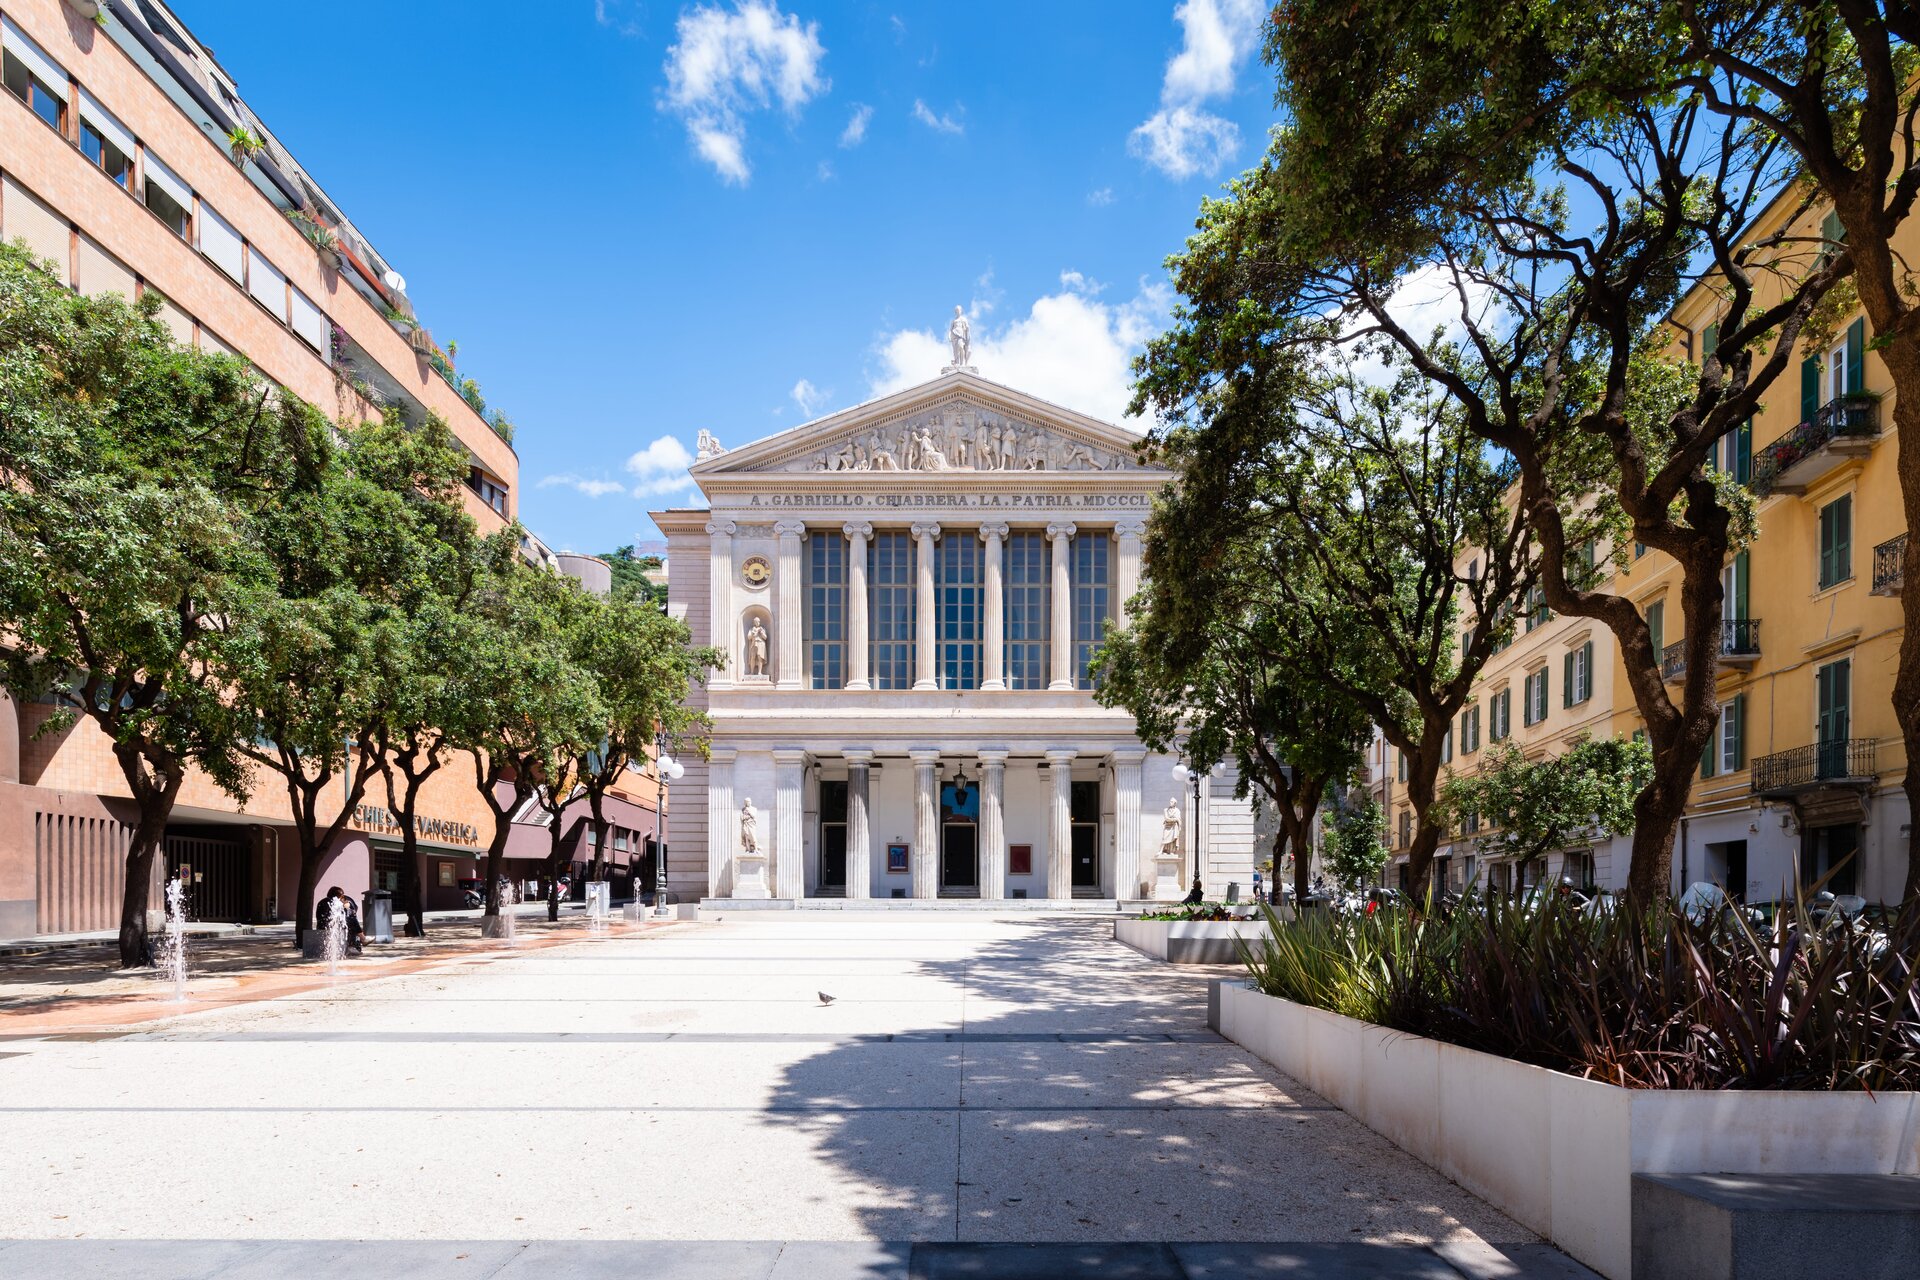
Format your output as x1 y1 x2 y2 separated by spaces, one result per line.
1632 1172 1920 1280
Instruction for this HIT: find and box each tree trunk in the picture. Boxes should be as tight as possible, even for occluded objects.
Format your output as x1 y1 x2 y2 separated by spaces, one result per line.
107 745 184 969
1881 340 1920 902
292 816 323 949
1402 741 1444 902
482 817 511 919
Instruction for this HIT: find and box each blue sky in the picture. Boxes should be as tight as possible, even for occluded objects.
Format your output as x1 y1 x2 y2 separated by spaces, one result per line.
183 1 1280 552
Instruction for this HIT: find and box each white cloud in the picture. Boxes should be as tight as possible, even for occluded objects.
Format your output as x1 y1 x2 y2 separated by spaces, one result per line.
839 102 872 147
911 98 964 136
816 159 835 181
868 278 1172 425
1058 269 1106 296
1130 0 1262 179
625 435 698 496
1086 186 1115 207
659 1 829 185
791 378 831 416
593 1 644 36
538 474 630 498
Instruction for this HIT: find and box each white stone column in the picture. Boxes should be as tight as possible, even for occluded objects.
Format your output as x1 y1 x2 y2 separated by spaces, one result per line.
844 522 873 690
773 748 805 899
1047 522 1077 690
978 749 1008 899
705 520 736 687
706 747 736 897
775 521 805 690
1116 520 1147 624
1046 748 1076 900
979 523 1008 691
911 748 940 899
844 749 873 899
912 523 941 690
1112 749 1145 902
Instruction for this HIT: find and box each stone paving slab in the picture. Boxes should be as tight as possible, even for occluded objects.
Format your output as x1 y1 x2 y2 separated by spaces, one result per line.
0 1240 1599 1279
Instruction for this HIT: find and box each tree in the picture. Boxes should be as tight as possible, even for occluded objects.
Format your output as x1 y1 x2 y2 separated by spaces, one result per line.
0 242 297 966
1094 514 1371 906
1441 736 1654 888
1133 343 1538 901
1145 6 1846 899
603 546 668 609
1321 791 1389 893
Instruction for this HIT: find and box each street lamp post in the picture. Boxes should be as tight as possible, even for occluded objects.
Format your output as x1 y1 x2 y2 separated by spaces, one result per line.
1170 755 1225 898
651 735 685 910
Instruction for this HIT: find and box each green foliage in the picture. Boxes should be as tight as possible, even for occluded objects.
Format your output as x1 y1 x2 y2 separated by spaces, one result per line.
603 546 669 609
1442 736 1652 873
1242 892 1920 1090
1320 793 1389 891
1138 903 1236 922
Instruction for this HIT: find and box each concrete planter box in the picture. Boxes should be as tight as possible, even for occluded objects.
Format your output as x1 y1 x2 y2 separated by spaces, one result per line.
1214 981 1920 1280
1114 917 1268 963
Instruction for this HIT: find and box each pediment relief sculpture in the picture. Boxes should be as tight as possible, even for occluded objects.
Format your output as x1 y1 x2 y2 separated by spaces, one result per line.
798 405 1143 475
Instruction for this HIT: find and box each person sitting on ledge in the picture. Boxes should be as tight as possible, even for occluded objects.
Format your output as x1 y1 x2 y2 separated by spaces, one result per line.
1183 876 1205 906
315 886 365 955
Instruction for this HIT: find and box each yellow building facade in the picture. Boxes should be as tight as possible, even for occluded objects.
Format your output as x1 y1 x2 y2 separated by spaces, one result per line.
1607 190 1909 905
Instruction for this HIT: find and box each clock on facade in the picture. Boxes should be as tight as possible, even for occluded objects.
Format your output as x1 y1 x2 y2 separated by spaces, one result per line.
741 556 772 589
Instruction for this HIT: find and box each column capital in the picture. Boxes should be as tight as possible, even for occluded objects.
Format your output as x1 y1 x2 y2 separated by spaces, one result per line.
976 748 1010 764
709 746 738 763
772 746 809 765
1110 747 1148 764
909 747 943 765
1046 521 1078 542
978 521 1010 542
1044 747 1079 765
773 519 807 539
1115 519 1148 539
705 519 737 537
910 521 942 542
841 748 875 765
843 520 874 541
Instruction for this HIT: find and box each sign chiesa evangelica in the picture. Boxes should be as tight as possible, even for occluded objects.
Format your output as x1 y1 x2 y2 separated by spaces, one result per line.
652 311 1258 910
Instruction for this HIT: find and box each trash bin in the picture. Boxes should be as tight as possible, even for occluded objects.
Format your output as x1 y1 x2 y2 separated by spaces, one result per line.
362 889 394 943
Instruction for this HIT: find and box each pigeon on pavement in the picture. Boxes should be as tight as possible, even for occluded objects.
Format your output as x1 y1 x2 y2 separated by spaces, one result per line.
818 991 836 1006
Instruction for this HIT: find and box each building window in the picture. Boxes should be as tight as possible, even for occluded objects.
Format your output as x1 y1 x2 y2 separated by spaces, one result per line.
1818 494 1852 590
1720 693 1745 775
935 532 982 690
1523 667 1549 726
3 31 66 133
1646 599 1664 657
1003 530 1049 690
1070 532 1110 690
1396 749 1408 782
869 530 915 690
467 468 507 515
1563 640 1594 707
1460 705 1481 755
142 153 192 238
1524 586 1550 631
1816 657 1852 777
79 117 133 189
805 531 845 690
1398 809 1413 849
1490 689 1511 742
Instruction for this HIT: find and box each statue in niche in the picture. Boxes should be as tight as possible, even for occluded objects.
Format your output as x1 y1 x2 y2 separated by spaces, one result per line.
867 433 900 470
1161 797 1184 856
947 305 971 367
739 798 759 854
915 426 949 470
744 618 769 676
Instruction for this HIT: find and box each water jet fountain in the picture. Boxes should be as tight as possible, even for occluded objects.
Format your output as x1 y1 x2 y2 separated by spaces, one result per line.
156 876 189 1002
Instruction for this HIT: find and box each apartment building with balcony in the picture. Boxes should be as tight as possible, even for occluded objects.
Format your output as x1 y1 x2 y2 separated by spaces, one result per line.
1607 188 1910 905
0 1 661 939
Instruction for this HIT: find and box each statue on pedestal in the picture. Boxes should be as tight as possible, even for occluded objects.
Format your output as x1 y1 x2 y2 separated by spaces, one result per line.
739 798 759 854
1161 797 1183 855
947 305 972 369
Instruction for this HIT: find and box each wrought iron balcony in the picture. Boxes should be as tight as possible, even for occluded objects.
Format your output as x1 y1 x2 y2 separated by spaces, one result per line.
1873 534 1906 596
1751 738 1877 798
1751 394 1881 496
1660 619 1762 682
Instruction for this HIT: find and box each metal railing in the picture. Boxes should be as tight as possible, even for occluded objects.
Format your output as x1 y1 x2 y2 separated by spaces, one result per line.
1751 738 1877 794
1873 534 1906 596
1751 394 1880 495
1660 619 1761 680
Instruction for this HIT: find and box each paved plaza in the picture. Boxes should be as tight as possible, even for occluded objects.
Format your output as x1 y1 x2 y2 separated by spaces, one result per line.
0 914 1594 1278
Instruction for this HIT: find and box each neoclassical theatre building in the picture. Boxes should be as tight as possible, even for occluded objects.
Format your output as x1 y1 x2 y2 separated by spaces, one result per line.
654 357 1256 905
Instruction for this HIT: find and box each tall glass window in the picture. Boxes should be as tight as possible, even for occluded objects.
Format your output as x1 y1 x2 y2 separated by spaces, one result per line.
805 532 845 690
869 531 916 690
1003 531 1050 690
1071 532 1111 690
936 533 983 689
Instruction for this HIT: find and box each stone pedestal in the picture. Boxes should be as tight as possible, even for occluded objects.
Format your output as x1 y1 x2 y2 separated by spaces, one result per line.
1153 854 1185 902
734 853 771 899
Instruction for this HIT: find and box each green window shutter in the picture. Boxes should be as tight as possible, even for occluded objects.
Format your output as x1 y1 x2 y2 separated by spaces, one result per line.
1846 317 1865 395
1648 601 1664 656
1802 355 1820 420
1735 419 1752 484
1702 322 1719 359
1539 667 1549 720
1823 209 1846 247
1563 652 1574 707
1701 725 1715 778
1581 641 1594 701
1732 551 1749 620
1836 495 1852 582
1730 694 1745 771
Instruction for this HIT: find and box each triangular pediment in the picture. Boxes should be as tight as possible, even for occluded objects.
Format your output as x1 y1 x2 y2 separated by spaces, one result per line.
691 372 1158 479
